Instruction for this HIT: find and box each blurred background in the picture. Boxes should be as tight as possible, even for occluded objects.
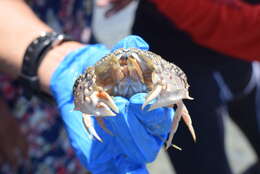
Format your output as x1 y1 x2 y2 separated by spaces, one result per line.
0 1 258 174
93 1 257 174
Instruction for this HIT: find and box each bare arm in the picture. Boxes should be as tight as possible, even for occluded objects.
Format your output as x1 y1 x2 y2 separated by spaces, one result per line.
0 0 83 93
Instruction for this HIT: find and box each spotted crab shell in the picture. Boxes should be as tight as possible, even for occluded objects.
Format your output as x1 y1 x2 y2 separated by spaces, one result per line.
73 48 195 149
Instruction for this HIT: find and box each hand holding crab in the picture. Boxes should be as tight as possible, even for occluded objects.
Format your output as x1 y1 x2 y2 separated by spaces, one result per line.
50 35 195 174
73 44 196 149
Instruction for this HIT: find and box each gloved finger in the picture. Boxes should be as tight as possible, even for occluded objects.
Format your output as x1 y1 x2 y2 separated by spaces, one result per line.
111 35 149 51
129 93 174 136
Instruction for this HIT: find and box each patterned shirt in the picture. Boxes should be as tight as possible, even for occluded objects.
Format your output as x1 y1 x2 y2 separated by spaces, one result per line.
0 0 93 173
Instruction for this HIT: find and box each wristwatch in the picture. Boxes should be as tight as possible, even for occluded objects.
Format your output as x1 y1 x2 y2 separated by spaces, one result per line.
19 31 72 101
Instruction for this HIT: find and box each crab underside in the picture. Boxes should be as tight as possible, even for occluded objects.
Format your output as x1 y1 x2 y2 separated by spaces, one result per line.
73 48 196 149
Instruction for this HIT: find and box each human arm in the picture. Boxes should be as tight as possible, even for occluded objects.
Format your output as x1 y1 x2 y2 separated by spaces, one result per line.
0 0 84 168
150 0 260 61
0 0 83 93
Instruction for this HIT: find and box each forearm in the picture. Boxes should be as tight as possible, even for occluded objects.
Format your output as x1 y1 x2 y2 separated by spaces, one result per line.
0 0 83 94
150 0 260 61
0 0 52 77
38 41 84 93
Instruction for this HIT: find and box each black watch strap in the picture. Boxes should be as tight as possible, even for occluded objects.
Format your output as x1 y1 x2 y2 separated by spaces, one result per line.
19 32 72 100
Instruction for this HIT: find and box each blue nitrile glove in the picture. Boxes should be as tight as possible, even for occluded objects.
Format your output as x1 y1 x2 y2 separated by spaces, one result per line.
50 35 174 174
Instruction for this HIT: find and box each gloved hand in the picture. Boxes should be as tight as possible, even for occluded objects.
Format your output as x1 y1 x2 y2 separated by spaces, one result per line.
50 35 174 174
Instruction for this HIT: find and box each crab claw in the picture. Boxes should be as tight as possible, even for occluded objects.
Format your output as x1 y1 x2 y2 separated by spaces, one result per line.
141 70 195 149
96 89 119 114
74 88 119 117
141 84 162 110
142 87 193 111
148 89 193 111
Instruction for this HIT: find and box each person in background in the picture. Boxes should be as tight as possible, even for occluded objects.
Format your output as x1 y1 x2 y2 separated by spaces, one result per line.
0 0 94 173
100 1 260 173
130 0 260 174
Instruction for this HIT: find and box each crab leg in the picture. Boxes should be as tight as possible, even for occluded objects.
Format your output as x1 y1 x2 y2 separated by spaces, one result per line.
165 102 195 149
142 83 195 149
82 114 103 142
181 105 196 142
96 117 113 135
165 101 183 149
82 114 114 142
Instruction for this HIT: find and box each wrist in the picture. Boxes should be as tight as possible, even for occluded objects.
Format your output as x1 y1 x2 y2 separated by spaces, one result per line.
38 41 84 94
